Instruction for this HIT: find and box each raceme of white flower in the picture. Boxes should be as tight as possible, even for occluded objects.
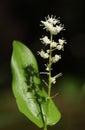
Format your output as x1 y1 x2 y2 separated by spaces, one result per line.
38 15 67 85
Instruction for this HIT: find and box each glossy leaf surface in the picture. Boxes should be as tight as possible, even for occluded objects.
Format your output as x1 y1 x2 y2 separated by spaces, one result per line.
11 41 61 128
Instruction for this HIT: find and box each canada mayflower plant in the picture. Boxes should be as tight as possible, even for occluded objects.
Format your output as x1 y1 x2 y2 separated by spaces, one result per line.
38 15 67 130
11 15 67 130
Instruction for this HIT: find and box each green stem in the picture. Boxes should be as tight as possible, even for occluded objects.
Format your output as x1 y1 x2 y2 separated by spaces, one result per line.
43 33 53 130
44 126 47 130
48 33 53 97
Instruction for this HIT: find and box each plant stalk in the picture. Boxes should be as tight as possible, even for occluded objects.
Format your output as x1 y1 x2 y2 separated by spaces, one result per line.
48 33 53 97
43 33 53 130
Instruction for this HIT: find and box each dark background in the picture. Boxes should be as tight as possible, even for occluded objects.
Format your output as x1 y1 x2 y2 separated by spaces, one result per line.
0 0 85 130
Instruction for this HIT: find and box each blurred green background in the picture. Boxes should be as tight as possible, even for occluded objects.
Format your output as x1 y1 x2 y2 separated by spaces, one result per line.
0 0 85 130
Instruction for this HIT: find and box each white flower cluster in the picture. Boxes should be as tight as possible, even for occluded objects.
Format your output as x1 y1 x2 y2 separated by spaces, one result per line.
41 15 64 35
38 15 67 84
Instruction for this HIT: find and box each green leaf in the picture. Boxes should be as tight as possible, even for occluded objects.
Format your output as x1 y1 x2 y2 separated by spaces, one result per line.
11 41 61 128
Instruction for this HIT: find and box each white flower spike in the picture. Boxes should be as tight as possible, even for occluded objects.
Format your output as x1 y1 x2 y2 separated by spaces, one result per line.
39 15 66 88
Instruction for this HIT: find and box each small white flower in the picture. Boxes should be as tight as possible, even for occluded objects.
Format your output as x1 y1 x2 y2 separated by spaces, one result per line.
55 25 64 34
46 15 60 25
50 76 56 84
51 41 57 48
52 54 61 63
50 73 62 84
56 39 66 50
57 44 63 50
38 50 49 59
46 66 49 71
47 49 50 53
58 39 66 45
45 64 49 71
40 36 50 45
